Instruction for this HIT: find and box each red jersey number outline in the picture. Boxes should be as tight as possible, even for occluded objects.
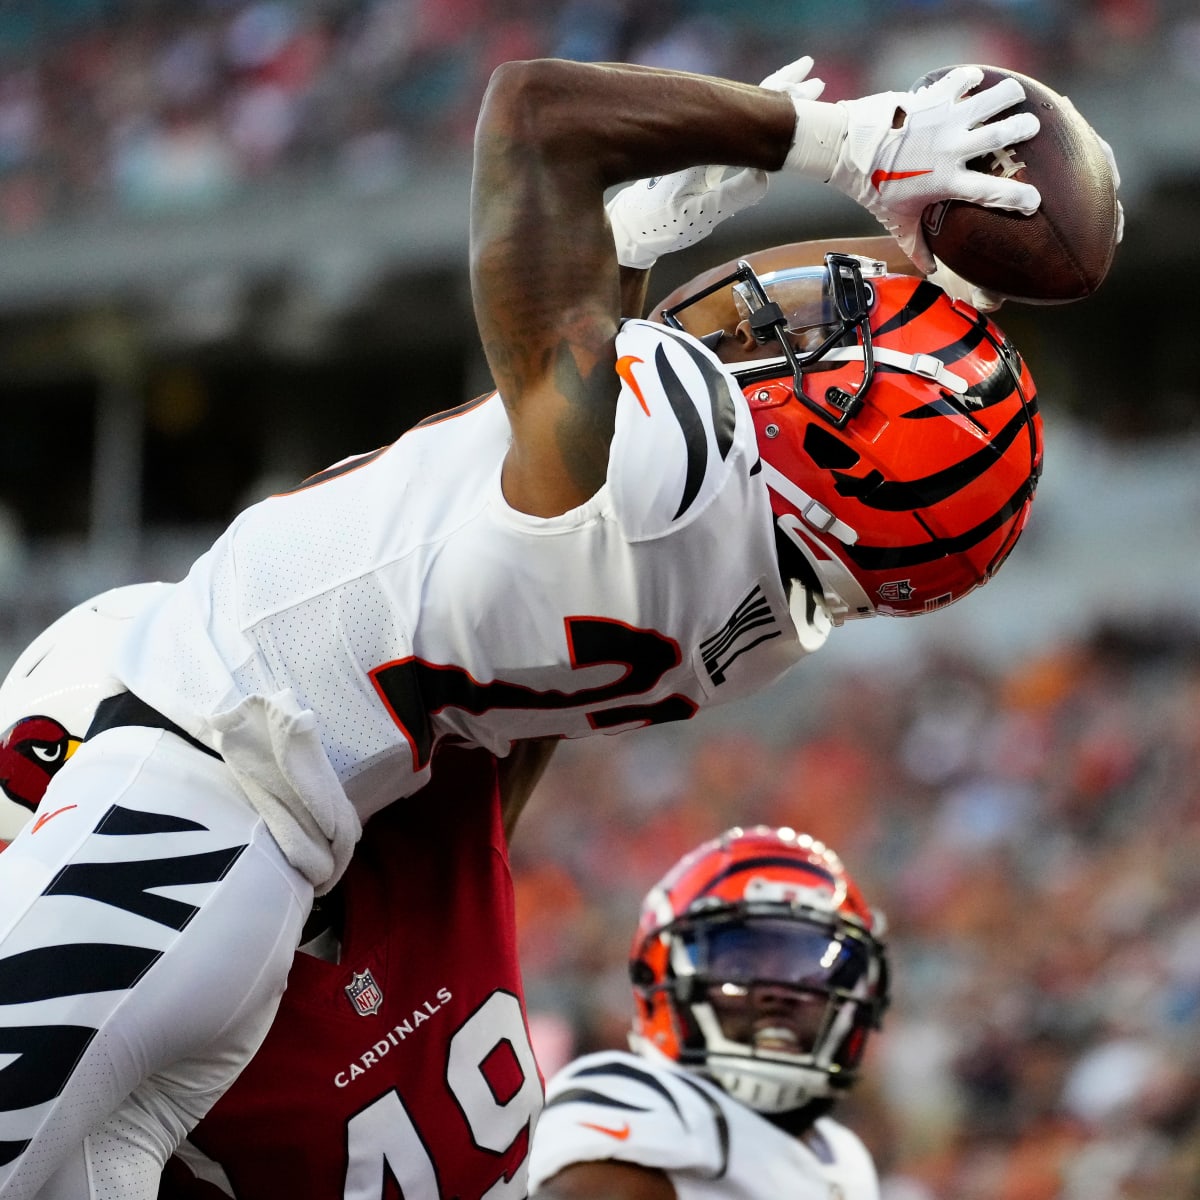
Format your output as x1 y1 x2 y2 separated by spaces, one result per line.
371 617 699 772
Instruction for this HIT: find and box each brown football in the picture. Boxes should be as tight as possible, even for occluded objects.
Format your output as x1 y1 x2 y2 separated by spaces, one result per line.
915 65 1119 304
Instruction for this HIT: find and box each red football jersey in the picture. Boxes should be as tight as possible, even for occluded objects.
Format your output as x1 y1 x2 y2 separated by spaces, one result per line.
159 748 541 1200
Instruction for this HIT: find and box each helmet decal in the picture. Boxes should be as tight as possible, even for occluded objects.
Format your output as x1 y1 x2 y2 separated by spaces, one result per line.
0 715 79 812
830 408 1033 511
802 425 860 471
660 255 1041 619
846 478 1037 570
874 279 943 328
752 262 1038 619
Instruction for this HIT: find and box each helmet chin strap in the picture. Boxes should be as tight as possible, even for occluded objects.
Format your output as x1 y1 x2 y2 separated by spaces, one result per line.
760 460 857 545
820 345 970 395
776 513 876 624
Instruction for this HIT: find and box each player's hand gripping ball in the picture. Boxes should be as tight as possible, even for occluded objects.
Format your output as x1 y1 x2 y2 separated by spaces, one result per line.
915 64 1120 304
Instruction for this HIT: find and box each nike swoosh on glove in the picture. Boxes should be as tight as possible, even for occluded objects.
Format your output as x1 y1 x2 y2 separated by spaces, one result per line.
608 55 825 270
768 65 1042 273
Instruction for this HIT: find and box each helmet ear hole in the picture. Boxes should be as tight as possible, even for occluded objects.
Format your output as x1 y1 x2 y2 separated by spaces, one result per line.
630 959 656 988
773 522 824 601
803 424 859 470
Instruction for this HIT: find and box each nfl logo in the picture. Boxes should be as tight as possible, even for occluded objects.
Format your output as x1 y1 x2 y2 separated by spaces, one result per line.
344 969 384 1016
878 579 914 603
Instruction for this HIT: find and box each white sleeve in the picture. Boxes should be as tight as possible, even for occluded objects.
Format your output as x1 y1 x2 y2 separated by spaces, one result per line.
529 1052 724 1190
607 320 752 543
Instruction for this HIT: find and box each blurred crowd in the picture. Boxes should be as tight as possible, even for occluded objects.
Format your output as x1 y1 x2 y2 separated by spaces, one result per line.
512 618 1200 1200
0 0 1193 232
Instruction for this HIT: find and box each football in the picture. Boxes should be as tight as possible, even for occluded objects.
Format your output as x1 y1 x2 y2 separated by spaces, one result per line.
915 64 1119 304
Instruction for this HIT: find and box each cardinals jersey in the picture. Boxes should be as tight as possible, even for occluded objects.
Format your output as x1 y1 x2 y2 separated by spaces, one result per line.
115 320 815 888
159 747 541 1200
529 1050 879 1200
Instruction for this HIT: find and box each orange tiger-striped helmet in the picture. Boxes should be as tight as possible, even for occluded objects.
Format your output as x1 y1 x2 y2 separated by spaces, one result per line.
629 826 889 1114
663 254 1043 620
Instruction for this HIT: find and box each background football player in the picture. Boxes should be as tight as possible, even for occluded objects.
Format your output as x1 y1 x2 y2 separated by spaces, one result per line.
529 825 889 1200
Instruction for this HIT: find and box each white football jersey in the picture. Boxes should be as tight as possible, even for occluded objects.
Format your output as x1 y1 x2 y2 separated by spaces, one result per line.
116 320 821 884
529 1049 879 1200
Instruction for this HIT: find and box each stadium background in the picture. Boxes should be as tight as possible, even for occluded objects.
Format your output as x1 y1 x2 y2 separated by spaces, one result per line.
0 1 1198 1195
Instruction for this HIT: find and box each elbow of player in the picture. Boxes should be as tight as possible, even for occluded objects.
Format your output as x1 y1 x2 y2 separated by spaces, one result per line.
479 59 593 156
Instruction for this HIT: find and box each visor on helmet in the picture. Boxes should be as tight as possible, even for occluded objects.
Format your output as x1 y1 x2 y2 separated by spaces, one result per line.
731 267 845 353
663 253 885 428
680 916 872 994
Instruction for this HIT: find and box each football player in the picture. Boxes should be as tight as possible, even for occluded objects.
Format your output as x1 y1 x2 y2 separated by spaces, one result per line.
528 826 890 1200
0 589 553 1200
0 52 1045 1198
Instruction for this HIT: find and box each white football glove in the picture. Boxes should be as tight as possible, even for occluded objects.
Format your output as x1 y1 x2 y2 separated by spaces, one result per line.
766 65 1042 273
607 165 769 270
607 55 826 270
927 258 1006 312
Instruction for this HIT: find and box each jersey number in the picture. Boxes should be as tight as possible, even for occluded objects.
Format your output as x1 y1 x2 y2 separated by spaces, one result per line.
343 991 540 1200
372 618 698 770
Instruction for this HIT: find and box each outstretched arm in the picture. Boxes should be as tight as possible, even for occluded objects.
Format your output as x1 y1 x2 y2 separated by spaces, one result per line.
470 59 796 518
471 58 1039 519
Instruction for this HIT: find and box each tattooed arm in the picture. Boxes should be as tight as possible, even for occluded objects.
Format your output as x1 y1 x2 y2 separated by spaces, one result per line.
469 58 796 518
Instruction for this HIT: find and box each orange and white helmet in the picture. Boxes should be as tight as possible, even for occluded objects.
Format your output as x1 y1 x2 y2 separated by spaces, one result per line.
0 583 165 845
629 826 889 1114
662 253 1043 621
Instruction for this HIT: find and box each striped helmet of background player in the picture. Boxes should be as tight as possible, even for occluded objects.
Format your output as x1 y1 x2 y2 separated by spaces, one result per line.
628 825 889 1116
0 583 166 847
661 253 1043 622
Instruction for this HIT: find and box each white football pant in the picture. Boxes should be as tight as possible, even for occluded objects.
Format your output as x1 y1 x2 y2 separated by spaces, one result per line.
0 726 312 1199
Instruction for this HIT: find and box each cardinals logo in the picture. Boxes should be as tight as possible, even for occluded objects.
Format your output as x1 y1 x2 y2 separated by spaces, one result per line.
0 715 81 813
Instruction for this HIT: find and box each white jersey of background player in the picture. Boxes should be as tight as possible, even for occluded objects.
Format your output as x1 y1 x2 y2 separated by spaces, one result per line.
0 55 1045 1200
530 826 890 1200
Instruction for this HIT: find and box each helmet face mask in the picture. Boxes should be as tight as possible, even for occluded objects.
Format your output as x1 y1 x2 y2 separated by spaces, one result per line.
663 254 1044 621
629 827 889 1115
663 253 881 430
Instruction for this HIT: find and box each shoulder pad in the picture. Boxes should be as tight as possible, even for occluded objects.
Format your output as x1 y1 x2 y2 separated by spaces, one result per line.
530 1051 726 1187
608 320 749 542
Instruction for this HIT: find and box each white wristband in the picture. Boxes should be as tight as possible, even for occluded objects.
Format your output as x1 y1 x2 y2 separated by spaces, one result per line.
782 98 848 182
